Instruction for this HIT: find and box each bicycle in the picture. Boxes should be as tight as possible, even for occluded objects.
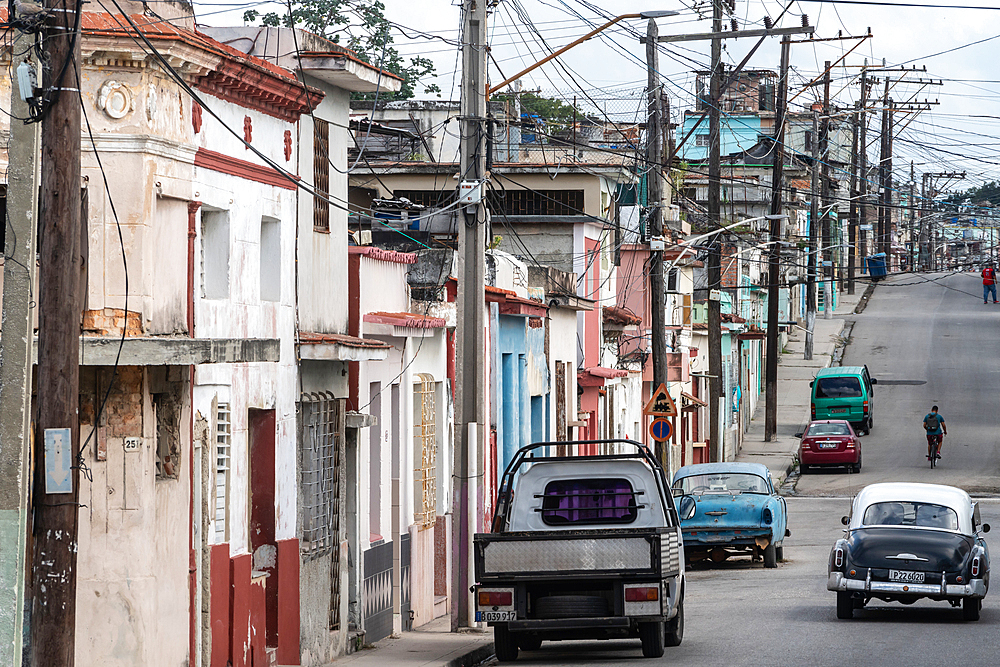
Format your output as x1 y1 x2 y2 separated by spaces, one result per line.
927 434 942 469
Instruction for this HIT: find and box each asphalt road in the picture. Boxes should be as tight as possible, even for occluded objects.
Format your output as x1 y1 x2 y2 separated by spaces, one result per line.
796 271 1000 496
484 497 1000 667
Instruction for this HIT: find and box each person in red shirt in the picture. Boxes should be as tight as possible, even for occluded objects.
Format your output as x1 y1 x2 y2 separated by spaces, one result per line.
983 264 997 304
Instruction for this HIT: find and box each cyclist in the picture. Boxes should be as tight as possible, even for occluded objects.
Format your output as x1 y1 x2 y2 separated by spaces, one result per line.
923 405 947 461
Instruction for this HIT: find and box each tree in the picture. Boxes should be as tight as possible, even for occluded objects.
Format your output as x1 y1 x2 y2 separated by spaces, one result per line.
243 0 440 100
493 91 585 132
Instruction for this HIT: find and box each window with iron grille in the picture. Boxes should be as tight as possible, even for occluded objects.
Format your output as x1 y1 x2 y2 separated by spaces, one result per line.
214 403 231 543
313 118 330 232
413 375 437 529
487 189 585 216
695 134 710 147
300 393 342 558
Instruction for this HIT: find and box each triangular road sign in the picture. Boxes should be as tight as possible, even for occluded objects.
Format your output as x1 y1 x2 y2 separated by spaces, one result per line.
643 383 678 417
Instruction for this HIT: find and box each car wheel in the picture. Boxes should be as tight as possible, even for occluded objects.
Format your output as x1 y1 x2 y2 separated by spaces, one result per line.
763 541 777 568
866 417 873 434
800 464 810 475
664 597 684 647
851 452 862 474
963 598 982 622
494 623 519 662
639 621 665 658
517 636 542 651
776 546 784 561
836 592 854 619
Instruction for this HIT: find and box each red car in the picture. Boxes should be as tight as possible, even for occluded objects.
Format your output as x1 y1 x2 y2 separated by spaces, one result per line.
796 419 861 473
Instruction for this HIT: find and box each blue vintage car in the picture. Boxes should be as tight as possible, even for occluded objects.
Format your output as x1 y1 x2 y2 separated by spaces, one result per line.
672 462 789 568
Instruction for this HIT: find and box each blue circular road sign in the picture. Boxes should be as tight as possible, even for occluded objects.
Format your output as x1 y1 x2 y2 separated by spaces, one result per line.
649 418 672 442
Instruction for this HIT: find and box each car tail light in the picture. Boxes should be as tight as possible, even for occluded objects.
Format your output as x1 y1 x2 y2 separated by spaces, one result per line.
846 439 856 449
972 556 981 578
478 591 513 607
625 586 659 602
801 441 811 451
762 508 773 525
863 400 869 414
834 548 844 569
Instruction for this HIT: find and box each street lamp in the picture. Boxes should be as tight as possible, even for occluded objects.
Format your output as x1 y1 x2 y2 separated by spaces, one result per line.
487 10 679 97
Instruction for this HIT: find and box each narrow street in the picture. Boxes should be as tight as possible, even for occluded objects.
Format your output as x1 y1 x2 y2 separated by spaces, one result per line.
796 272 1000 496
483 498 1000 667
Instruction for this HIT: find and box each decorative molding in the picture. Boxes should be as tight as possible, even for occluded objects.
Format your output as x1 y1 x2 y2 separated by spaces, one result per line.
81 133 198 164
194 147 297 190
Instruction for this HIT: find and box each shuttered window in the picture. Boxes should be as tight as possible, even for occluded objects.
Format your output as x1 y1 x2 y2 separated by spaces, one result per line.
313 118 330 232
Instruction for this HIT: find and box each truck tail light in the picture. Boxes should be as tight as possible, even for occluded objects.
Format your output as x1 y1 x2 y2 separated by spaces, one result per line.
863 400 869 414
972 556 981 578
624 586 659 602
811 404 816 419
834 548 844 569
478 591 513 607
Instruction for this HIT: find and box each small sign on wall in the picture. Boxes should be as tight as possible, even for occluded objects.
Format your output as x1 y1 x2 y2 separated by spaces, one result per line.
44 428 73 495
124 437 142 452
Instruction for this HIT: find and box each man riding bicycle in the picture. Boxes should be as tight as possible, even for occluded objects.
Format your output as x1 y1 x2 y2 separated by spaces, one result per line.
923 405 947 460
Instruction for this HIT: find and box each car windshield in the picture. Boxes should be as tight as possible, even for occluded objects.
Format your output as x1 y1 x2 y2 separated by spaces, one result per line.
674 473 768 494
806 422 851 437
539 478 638 525
816 376 863 398
861 501 959 530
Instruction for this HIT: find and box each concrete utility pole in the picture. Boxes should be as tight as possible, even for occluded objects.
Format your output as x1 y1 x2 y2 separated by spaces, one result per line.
646 18 669 464
821 62 832 320
707 0 723 462
31 0 84 662
453 0 487 631
878 76 892 261
858 67 869 268
805 111 819 361
0 35 41 666
920 173 929 269
910 162 917 271
847 101 859 295
764 38 791 443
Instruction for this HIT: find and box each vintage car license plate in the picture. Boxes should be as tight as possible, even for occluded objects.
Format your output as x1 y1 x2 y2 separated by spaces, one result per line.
830 407 847 414
476 611 515 622
889 570 925 583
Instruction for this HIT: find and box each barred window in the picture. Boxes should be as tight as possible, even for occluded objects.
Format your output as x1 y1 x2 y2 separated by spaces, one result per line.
313 118 330 232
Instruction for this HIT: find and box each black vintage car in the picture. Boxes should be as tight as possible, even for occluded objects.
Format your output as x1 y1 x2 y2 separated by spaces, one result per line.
828 482 990 620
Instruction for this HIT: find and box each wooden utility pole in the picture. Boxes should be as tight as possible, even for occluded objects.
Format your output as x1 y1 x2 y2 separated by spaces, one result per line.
453 0 487 631
646 18 669 465
31 0 83 662
764 38 791 442
707 0 723 461
804 111 819 360
847 101 859 295
0 34 41 666
878 77 891 262
821 62 833 320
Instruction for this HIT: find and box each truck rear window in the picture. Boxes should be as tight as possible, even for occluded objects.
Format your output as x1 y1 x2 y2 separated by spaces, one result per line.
816 376 862 398
539 478 638 525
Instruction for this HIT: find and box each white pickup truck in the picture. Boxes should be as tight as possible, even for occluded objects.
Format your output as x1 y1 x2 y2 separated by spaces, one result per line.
474 440 690 662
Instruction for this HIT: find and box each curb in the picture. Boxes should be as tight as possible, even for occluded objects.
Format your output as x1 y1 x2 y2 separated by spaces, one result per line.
446 643 495 667
830 320 854 367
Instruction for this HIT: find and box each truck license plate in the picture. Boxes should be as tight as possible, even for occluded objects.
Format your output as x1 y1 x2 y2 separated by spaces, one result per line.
830 408 847 414
476 611 515 622
889 570 925 583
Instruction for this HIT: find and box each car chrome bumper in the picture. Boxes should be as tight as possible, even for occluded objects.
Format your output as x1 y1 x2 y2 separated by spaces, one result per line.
827 571 987 598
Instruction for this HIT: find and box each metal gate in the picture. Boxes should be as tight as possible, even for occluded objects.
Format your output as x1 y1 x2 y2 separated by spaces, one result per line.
299 392 345 629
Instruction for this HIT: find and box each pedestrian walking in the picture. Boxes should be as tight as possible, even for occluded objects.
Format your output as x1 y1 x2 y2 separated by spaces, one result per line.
982 264 997 304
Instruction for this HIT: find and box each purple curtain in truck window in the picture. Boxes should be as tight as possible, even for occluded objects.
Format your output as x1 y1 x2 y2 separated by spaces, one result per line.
541 478 637 525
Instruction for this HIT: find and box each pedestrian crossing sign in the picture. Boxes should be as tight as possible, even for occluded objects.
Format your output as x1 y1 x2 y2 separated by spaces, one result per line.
643 383 678 417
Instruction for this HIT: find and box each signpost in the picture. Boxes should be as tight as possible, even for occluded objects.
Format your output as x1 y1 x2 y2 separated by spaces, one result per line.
643 382 678 418
649 418 673 442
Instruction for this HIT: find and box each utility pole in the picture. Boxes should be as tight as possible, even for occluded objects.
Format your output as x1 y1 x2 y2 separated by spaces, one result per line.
707 0 723 461
858 67 869 269
0 35 41 666
805 110 819 360
453 0 487 631
910 162 916 271
920 173 929 270
847 101 859 295
764 38 790 443
885 99 895 260
821 62 832 320
646 18 668 465
31 0 84 661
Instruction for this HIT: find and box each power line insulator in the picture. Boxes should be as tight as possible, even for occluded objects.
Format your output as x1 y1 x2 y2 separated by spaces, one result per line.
763 16 773 29
801 14 809 27
731 18 738 31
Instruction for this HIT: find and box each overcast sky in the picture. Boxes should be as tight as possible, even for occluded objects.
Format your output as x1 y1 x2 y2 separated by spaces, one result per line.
195 0 1000 194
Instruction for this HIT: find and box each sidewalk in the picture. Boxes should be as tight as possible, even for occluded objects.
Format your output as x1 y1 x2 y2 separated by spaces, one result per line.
325 616 494 667
736 286 869 485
